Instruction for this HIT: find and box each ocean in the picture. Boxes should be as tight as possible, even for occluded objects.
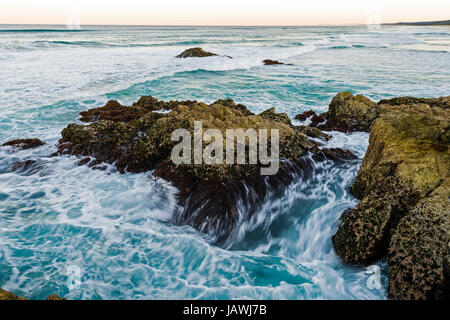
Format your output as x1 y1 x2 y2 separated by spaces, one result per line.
0 24 449 300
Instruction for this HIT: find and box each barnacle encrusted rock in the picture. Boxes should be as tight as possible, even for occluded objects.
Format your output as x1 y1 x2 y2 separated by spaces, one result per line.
2 138 45 150
57 96 353 243
332 95 450 299
305 91 450 134
263 59 285 65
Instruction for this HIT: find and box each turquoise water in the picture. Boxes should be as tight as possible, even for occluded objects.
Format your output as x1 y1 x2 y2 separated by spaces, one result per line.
0 25 449 300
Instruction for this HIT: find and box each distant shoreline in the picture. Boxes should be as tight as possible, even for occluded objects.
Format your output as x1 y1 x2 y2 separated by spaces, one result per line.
384 19 450 26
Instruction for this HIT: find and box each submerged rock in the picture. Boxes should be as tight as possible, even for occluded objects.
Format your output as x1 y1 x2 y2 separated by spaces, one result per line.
46 294 67 300
331 94 450 299
176 48 218 58
9 159 46 175
2 138 45 150
263 59 284 65
57 96 354 244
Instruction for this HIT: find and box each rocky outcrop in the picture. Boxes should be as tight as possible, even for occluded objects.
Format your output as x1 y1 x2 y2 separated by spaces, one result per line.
56 96 354 244
305 91 378 133
176 48 218 58
304 92 450 135
295 110 316 121
378 96 450 109
45 294 67 300
263 59 284 65
332 95 450 299
2 138 45 150
0 288 65 300
0 288 26 300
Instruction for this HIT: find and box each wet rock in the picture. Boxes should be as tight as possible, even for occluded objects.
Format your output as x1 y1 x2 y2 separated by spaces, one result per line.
310 91 378 133
259 107 291 125
57 96 355 243
78 157 91 166
0 288 26 300
388 179 449 300
2 138 45 150
79 100 148 122
9 159 46 175
263 59 284 65
312 148 357 162
46 294 67 300
332 98 450 299
0 288 65 300
176 48 218 58
308 92 450 134
297 126 332 141
295 110 317 121
378 96 450 109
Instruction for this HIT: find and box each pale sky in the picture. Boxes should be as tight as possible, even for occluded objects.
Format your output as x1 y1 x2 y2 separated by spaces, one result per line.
0 0 449 26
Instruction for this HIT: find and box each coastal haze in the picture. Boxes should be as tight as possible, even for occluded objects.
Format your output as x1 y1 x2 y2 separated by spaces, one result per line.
1 0 450 26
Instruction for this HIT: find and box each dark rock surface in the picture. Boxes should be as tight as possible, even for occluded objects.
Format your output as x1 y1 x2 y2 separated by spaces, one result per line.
176 48 218 58
308 91 378 133
0 288 65 300
263 59 285 65
295 110 316 121
331 94 450 299
2 138 45 150
56 95 355 244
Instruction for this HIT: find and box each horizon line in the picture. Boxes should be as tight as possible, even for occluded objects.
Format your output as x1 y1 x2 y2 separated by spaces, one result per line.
0 19 448 28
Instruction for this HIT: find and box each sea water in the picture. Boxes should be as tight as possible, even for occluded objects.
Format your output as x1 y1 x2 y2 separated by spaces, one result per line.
0 25 449 300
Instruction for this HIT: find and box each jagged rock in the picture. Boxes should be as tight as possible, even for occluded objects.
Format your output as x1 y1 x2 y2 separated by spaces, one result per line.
46 294 67 300
263 59 284 65
312 148 358 162
176 48 218 58
378 96 450 109
310 91 378 132
297 125 332 141
2 138 45 150
308 92 450 135
0 288 26 300
57 96 353 243
388 179 449 300
295 110 317 121
9 159 46 175
259 107 291 125
332 97 450 299
0 288 65 300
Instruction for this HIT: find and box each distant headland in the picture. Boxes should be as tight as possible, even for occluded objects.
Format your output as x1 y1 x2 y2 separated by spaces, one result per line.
385 19 450 26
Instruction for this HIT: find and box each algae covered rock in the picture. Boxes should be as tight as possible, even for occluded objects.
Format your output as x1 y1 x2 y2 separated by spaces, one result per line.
332 96 450 299
310 91 378 133
388 178 449 299
0 288 65 300
176 48 218 58
0 288 26 300
57 95 353 243
263 59 284 65
46 294 67 300
378 96 450 109
2 138 45 150
295 110 316 121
